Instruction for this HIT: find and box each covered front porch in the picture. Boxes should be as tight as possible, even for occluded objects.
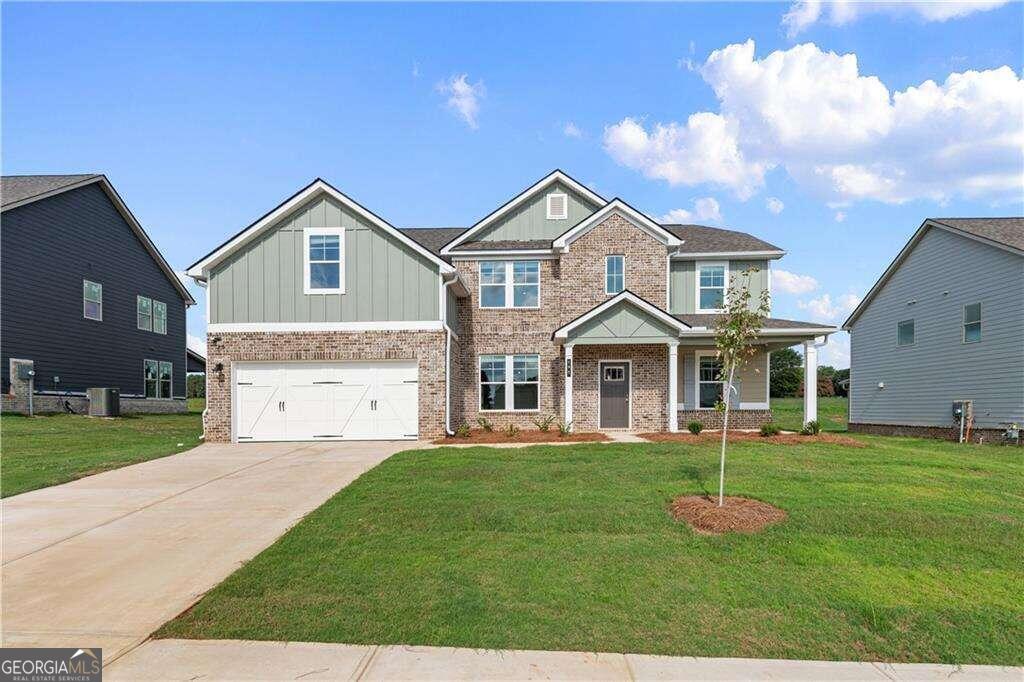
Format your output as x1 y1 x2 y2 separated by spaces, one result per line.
554 291 832 432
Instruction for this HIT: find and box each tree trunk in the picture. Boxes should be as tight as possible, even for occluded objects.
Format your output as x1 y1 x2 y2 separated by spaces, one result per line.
718 364 736 507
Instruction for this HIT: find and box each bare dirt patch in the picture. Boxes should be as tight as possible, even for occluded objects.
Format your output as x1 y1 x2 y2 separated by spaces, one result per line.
642 431 866 448
434 429 608 445
670 494 787 534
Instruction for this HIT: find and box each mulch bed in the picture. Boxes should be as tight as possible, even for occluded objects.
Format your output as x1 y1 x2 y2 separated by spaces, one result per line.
641 431 866 448
434 429 608 444
670 494 787 535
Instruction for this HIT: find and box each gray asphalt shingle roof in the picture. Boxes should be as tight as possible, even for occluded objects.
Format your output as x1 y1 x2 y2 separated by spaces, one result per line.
1 174 101 208
399 227 467 257
673 314 834 330
930 217 1024 252
662 224 783 254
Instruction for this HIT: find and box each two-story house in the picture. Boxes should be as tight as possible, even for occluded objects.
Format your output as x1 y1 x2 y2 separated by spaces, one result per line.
185 171 834 442
2 174 195 414
843 218 1024 440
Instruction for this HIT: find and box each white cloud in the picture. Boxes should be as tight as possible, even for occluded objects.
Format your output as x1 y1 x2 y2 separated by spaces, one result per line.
437 74 484 129
604 40 1024 206
819 332 850 368
783 1 1009 37
412 62 420 78
563 121 583 138
834 211 847 222
658 196 723 224
773 269 818 295
797 292 861 321
187 333 207 356
766 197 785 214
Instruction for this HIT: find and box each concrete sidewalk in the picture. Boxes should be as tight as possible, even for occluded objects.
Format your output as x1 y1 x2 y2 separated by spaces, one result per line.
107 639 1022 681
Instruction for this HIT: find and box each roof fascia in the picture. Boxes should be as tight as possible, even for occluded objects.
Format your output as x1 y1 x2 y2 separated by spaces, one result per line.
671 250 786 259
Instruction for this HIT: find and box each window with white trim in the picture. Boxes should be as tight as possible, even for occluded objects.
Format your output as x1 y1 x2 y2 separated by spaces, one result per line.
897 319 915 346
304 228 344 294
546 193 568 220
83 280 102 321
697 263 727 312
479 354 540 411
153 300 167 335
698 355 724 409
145 359 173 398
963 303 982 343
137 296 152 331
605 255 624 295
479 261 539 308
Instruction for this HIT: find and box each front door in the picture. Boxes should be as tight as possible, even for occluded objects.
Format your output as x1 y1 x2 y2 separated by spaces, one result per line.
599 361 630 428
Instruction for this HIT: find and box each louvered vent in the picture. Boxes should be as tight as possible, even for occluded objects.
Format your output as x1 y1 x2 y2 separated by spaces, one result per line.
546 193 568 220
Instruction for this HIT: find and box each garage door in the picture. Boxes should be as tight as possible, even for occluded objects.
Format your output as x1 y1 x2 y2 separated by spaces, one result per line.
233 360 419 442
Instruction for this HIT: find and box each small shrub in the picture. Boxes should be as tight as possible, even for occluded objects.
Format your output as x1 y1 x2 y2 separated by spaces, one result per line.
687 421 704 435
532 414 556 432
454 422 471 438
557 421 573 437
503 423 520 438
760 422 781 437
800 420 821 436
476 416 494 432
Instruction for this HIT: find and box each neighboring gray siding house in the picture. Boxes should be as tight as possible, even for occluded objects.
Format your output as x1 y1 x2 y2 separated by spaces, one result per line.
186 171 834 443
844 218 1024 439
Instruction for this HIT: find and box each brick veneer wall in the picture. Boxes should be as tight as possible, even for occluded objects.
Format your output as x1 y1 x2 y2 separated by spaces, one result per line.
204 330 447 442
678 409 773 430
572 344 668 431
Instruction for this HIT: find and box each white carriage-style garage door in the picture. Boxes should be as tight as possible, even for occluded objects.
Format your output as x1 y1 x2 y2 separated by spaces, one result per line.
233 360 419 441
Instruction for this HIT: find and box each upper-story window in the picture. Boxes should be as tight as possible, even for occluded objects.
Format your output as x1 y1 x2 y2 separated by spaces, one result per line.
137 296 152 330
479 261 540 309
546 193 568 220
304 228 345 294
83 280 103 321
963 303 982 343
696 262 728 312
605 255 625 295
897 319 915 346
153 301 167 334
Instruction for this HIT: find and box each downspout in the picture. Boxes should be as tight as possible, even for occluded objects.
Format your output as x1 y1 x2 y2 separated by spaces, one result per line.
445 327 453 436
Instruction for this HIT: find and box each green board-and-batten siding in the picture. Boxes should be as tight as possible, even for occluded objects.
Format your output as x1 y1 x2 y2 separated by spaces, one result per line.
476 181 601 243
567 303 679 345
209 194 440 324
669 259 769 314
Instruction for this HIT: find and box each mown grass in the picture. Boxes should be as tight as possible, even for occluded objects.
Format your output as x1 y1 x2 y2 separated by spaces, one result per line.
1 412 203 497
159 436 1023 664
773 396 848 432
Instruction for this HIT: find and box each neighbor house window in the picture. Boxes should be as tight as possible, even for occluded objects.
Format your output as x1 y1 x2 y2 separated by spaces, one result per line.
963 303 982 343
479 354 540 411
153 301 167 335
145 360 172 398
303 228 344 294
698 354 724 409
159 361 172 398
83 280 103 321
605 255 625 295
137 296 152 331
897 319 915 346
479 261 540 309
546 193 568 220
697 263 727 312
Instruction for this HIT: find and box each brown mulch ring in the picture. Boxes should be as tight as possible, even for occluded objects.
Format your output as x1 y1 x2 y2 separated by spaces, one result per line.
434 429 608 444
641 431 866 448
670 494 787 535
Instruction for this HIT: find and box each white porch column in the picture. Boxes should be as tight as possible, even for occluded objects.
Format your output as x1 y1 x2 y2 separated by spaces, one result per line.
667 342 679 432
803 337 821 425
564 344 574 431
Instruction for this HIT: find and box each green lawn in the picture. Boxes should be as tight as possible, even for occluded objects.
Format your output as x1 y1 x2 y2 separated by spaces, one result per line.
1 412 203 497
160 437 1023 665
772 396 848 432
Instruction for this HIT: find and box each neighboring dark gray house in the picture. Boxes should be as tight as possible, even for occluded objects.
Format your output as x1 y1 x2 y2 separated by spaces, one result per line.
1 174 195 414
843 218 1024 440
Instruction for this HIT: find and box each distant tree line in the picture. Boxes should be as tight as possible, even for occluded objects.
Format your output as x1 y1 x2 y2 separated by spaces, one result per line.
186 373 205 399
769 347 849 398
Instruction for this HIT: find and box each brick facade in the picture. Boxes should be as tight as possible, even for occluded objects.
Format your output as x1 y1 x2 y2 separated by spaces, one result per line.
678 409 774 430
572 344 668 431
204 330 447 442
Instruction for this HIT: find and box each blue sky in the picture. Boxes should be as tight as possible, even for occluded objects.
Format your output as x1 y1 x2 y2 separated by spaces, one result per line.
3 1 1022 367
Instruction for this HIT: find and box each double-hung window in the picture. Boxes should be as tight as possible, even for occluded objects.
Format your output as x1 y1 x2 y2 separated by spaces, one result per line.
897 319 915 346
698 354 724 409
963 303 982 343
137 296 153 331
153 301 167 334
605 255 625 295
479 354 540 411
697 262 727 312
479 261 540 308
145 360 173 398
83 280 103 321
304 228 344 294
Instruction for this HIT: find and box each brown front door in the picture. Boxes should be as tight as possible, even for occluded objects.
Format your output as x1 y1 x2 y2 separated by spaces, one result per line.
599 362 630 428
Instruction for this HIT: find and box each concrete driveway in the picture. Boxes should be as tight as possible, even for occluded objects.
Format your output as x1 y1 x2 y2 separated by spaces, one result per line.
1 439 422 663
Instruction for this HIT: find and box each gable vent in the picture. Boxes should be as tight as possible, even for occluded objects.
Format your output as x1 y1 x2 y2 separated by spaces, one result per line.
546 193 568 220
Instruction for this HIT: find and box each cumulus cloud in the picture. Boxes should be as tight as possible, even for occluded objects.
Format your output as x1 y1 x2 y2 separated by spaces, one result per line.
797 292 861 321
658 197 723 224
819 332 850 368
604 40 1023 206
766 197 785 214
834 211 847 222
773 269 818 295
783 1 1009 37
563 121 583 138
187 333 207 356
437 74 484 129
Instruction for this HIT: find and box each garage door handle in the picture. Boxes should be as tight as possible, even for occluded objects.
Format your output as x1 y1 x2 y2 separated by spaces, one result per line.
313 381 344 384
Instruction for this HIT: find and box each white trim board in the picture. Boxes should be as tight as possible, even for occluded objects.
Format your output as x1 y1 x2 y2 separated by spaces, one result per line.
552 199 682 251
671 250 786 259
207 321 445 333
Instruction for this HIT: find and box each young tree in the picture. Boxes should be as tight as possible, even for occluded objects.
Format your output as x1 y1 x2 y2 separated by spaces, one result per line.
713 269 772 507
